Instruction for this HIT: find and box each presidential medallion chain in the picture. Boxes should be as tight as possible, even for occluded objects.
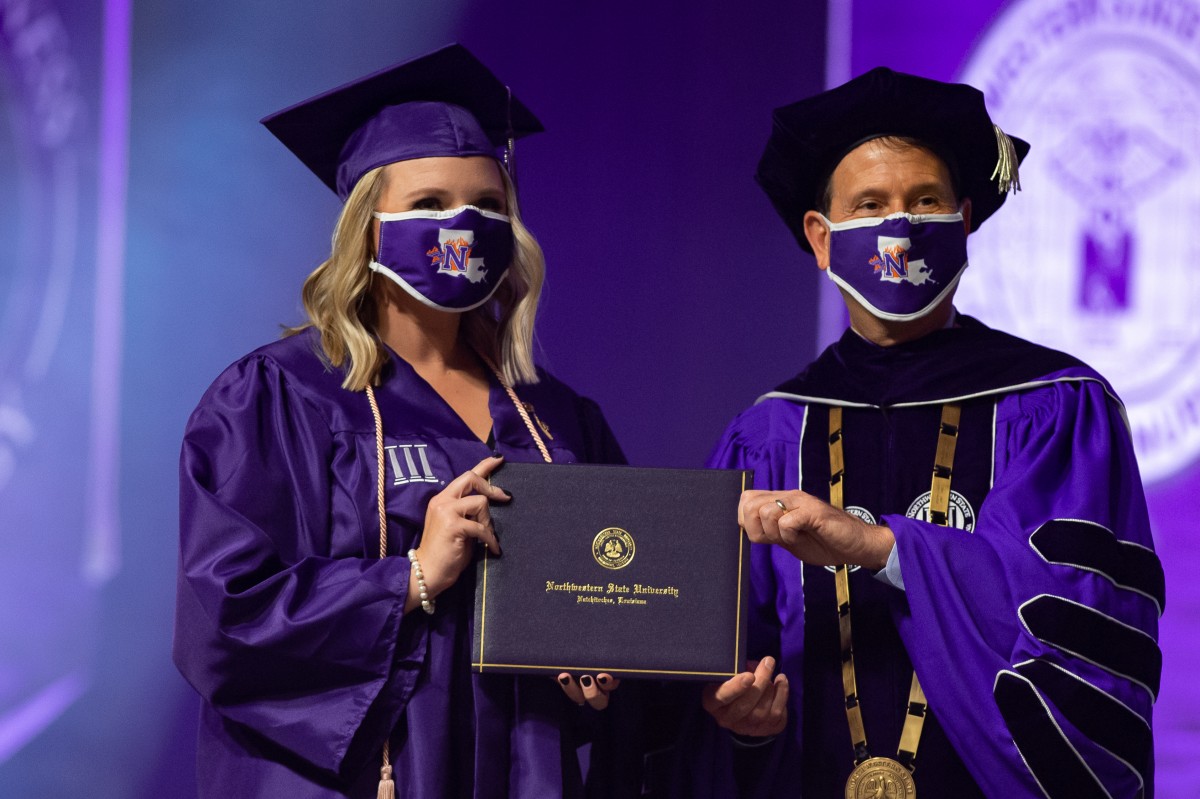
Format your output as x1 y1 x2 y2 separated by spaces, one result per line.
829 403 962 799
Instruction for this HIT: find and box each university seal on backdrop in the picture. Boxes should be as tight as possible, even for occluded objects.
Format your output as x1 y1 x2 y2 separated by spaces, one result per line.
956 0 1200 483
0 0 115 765
0 0 84 493
593 527 635 570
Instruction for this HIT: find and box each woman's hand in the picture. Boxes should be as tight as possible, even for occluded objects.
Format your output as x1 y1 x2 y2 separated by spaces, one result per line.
701 657 788 737
405 455 509 613
557 672 621 710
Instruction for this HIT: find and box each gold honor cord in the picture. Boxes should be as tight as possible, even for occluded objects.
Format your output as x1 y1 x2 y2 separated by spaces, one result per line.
829 404 961 799
366 357 553 799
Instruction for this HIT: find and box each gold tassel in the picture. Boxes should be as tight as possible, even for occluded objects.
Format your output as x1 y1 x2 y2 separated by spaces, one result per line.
370 387 398 799
377 763 395 799
990 124 1021 195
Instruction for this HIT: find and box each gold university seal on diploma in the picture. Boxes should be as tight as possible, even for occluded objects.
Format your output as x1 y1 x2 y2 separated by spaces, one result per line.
592 527 635 569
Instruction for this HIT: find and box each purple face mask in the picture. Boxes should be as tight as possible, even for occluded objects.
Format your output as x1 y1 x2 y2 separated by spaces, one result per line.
823 212 968 321
370 205 514 312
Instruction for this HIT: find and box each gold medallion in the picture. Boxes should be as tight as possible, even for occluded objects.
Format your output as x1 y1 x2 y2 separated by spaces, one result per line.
844 757 916 799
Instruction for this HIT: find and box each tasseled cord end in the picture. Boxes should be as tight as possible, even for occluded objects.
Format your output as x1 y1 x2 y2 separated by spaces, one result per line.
990 124 1021 195
377 763 395 799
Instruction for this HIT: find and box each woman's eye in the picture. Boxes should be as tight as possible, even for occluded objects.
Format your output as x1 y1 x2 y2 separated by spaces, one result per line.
411 197 442 211
474 197 504 212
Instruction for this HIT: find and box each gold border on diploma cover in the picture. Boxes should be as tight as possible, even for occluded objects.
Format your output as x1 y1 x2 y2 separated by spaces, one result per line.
845 757 916 799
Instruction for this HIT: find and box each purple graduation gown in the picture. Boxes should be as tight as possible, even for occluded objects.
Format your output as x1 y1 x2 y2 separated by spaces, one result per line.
686 316 1161 798
173 329 627 798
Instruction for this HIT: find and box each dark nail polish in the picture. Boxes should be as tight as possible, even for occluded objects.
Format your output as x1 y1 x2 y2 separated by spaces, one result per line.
597 676 609 685
559 676 571 686
580 675 593 688
502 488 513 498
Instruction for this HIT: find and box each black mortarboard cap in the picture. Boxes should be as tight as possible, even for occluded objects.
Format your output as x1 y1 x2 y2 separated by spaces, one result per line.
261 44 543 200
756 67 1030 252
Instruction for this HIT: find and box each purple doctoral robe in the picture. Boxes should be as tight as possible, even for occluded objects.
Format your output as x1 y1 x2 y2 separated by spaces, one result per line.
173 329 630 798
681 316 1161 798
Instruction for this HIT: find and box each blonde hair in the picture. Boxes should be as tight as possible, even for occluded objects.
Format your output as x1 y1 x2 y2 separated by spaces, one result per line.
286 162 545 391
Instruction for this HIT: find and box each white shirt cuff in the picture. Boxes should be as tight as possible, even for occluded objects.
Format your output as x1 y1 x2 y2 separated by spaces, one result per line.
872 543 905 591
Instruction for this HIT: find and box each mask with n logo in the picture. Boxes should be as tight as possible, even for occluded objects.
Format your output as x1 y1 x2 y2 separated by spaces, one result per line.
822 212 968 321
370 205 514 312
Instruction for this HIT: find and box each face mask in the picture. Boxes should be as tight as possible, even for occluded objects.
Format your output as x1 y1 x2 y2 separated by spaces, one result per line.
822 212 968 322
370 205 514 312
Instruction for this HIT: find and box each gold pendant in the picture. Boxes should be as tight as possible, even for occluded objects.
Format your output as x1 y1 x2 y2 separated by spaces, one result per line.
844 757 916 799
522 402 554 440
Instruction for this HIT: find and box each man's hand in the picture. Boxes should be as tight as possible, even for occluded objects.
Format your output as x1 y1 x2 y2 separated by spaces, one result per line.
739 490 894 570
701 657 788 738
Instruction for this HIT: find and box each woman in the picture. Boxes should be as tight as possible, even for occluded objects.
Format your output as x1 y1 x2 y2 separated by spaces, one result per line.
173 45 628 798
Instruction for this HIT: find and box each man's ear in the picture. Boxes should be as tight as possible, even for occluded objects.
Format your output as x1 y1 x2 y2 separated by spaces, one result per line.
804 211 832 270
960 197 973 237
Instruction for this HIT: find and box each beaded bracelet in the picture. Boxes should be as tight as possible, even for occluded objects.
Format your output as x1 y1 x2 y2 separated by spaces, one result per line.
407 549 436 615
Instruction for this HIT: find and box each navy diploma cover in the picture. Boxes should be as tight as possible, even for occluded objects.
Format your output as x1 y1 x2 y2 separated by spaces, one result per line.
472 462 752 680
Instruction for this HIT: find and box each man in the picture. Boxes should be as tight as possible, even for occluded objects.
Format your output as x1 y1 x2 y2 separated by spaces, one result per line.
694 69 1162 798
